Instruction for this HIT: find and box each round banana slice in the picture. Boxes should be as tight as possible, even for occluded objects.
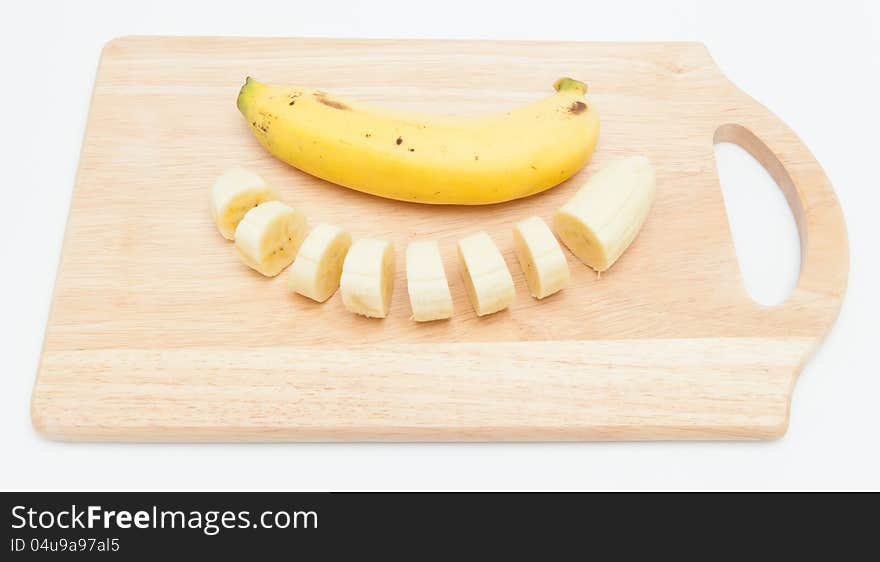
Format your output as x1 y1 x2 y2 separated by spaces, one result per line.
406 240 453 322
287 224 352 302
211 167 278 240
553 155 656 272
513 216 570 299
234 201 307 277
340 239 395 318
457 231 515 316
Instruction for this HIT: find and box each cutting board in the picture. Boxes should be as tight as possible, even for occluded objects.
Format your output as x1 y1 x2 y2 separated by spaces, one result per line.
32 36 848 441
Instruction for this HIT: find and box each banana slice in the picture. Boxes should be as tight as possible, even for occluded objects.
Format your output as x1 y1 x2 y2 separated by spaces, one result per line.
287 224 352 302
211 167 278 240
340 239 395 318
457 231 515 316
234 201 307 277
513 216 570 299
406 240 453 322
553 155 656 272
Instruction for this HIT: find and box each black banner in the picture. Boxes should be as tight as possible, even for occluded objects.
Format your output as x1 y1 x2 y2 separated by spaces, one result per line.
1 492 872 558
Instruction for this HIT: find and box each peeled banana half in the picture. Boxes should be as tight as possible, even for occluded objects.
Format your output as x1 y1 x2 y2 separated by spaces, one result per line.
237 77 599 205
554 156 656 272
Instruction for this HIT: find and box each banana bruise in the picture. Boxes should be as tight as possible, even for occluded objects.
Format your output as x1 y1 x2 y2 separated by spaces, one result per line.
554 156 656 272
237 77 599 205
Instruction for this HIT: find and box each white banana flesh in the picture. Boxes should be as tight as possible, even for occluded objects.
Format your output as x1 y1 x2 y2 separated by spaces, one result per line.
457 231 515 316
513 216 570 299
340 239 395 318
234 201 307 277
406 240 453 322
211 167 278 240
287 224 352 302
553 155 656 272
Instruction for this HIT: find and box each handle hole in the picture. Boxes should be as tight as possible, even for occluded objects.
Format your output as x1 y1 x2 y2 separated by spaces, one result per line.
714 124 801 306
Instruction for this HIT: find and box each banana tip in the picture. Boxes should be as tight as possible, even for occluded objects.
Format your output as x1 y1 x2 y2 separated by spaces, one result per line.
237 78 255 115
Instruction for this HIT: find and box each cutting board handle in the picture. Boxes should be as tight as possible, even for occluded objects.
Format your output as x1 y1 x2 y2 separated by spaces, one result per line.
713 112 848 334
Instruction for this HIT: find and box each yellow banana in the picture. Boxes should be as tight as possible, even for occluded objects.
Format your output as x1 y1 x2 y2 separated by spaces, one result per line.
237 77 599 205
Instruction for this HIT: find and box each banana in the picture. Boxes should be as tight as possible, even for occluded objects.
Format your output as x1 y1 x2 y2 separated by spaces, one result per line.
340 239 395 318
234 201 307 277
406 240 453 322
211 167 278 240
513 216 570 299
287 223 352 302
553 156 656 272
236 77 599 205
457 232 515 316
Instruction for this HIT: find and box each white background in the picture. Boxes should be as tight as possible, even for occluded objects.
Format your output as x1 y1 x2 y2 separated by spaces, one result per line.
1 0 878 490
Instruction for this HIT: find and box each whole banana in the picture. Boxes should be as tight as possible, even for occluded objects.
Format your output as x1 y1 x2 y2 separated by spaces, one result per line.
237 77 599 205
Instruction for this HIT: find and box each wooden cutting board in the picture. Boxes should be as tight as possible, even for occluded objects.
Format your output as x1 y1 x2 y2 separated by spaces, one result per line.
32 36 848 441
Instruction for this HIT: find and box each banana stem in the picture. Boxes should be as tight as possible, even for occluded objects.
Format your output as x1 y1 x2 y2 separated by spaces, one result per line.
553 77 588 95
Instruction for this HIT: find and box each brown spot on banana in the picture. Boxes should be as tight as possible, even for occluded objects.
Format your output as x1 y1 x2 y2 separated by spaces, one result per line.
568 101 588 115
313 92 349 110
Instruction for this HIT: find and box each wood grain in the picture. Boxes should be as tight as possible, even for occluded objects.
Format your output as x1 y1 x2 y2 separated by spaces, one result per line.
31 37 848 441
